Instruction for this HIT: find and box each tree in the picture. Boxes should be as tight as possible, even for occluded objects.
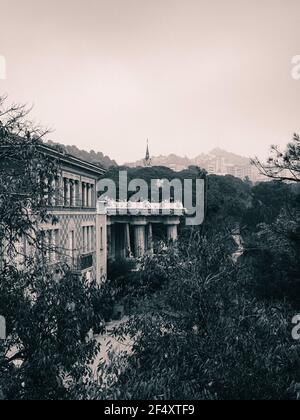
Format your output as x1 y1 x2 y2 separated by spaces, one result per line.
95 232 299 400
246 136 300 306
0 96 104 400
252 133 300 182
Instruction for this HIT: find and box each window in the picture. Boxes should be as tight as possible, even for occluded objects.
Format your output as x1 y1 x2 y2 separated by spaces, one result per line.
100 226 104 250
42 229 60 263
82 225 95 254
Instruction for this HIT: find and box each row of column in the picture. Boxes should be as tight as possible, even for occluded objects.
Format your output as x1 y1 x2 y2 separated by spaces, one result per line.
43 176 95 209
62 178 94 208
107 221 178 260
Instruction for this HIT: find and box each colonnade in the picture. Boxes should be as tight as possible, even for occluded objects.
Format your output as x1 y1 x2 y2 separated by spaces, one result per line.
107 217 180 260
57 177 95 208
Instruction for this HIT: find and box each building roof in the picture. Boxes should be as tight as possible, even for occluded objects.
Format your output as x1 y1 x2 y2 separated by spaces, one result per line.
39 144 106 177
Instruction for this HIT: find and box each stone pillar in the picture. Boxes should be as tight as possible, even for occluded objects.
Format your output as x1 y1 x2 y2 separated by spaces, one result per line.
86 184 90 208
147 223 154 254
50 178 56 206
164 217 180 243
82 183 86 207
90 185 94 208
96 213 107 284
70 180 76 207
73 181 77 207
55 176 61 206
75 181 80 207
124 223 131 258
134 225 146 258
57 175 63 206
65 179 71 207
166 224 178 242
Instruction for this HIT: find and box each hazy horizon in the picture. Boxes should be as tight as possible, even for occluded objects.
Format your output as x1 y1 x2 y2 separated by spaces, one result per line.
1 0 300 164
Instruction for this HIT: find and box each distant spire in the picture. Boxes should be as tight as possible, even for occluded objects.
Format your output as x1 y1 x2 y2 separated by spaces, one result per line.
144 139 152 167
146 139 150 160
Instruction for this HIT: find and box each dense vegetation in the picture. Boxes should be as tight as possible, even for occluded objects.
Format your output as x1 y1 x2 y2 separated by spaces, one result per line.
0 97 105 400
1 95 300 400
96 136 300 401
47 140 117 170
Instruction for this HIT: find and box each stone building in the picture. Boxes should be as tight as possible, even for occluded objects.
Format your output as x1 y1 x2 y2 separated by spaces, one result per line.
1 143 185 281
103 201 184 261
40 145 107 282
2 145 108 283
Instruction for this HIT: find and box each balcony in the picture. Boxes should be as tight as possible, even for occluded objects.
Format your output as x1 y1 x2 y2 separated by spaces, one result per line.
80 252 94 271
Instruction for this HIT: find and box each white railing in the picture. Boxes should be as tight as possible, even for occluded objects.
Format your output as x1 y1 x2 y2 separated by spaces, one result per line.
97 199 185 216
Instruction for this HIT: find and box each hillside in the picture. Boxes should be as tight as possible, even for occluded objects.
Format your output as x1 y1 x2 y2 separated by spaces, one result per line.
124 148 262 182
46 140 117 170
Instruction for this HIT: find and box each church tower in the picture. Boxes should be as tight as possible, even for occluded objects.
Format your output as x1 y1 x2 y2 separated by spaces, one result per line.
143 139 152 167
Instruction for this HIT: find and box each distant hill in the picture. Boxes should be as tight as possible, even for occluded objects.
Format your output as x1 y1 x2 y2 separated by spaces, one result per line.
194 148 249 166
125 148 263 182
124 154 192 172
125 148 250 171
46 140 117 170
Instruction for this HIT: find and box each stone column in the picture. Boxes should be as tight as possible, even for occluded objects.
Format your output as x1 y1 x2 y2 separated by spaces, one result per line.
90 184 94 208
75 181 80 207
124 223 131 258
65 178 71 207
134 225 146 258
81 182 86 207
55 176 61 206
57 175 63 206
166 224 178 242
164 217 180 243
86 184 90 208
70 180 76 207
50 178 56 207
96 212 107 284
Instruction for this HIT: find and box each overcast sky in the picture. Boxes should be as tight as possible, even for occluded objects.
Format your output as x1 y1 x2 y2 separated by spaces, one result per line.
0 0 300 163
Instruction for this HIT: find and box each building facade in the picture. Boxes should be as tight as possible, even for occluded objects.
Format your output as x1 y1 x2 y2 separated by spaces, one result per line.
1 145 108 283
2 145 186 281
41 145 107 283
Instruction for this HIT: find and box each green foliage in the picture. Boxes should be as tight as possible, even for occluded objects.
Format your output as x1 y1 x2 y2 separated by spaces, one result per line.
204 174 252 233
241 181 291 232
107 258 136 282
2 95 300 400
252 133 300 182
0 97 105 400
99 165 206 203
99 233 299 400
0 263 103 400
47 140 117 170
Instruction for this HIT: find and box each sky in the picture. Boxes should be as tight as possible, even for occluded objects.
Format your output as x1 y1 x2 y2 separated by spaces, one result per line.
0 0 300 164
